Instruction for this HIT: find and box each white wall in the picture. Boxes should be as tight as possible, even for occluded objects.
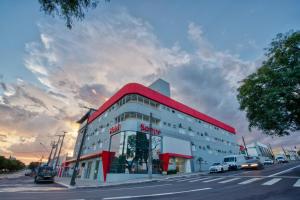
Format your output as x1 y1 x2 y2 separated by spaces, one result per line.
163 136 191 156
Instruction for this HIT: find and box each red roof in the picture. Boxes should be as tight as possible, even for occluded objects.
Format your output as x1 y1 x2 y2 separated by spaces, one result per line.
88 83 236 134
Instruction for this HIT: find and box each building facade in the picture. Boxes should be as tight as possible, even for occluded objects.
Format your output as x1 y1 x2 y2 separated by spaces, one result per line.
246 142 274 161
63 79 239 182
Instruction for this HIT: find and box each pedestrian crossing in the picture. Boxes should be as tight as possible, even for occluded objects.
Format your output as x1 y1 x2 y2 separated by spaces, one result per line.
160 176 300 188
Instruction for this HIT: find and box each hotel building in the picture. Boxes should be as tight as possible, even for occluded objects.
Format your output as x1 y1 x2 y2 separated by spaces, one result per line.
63 79 239 182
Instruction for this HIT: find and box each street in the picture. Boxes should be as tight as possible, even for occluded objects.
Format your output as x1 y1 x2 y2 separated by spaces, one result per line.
1 161 299 200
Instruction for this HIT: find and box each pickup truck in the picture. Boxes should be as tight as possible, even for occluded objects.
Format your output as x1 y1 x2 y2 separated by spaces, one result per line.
34 166 55 183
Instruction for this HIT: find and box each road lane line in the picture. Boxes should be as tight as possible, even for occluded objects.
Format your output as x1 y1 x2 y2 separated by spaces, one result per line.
189 177 211 183
203 177 224 183
268 164 300 177
238 178 262 185
102 187 212 199
218 178 241 183
262 178 282 186
103 183 172 191
293 179 300 187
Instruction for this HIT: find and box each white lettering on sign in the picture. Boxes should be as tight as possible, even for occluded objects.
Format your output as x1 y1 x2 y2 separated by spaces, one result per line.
140 123 160 135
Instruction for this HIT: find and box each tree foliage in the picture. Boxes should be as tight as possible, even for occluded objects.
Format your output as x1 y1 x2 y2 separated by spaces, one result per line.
38 0 105 29
0 156 25 172
237 31 300 136
28 162 40 171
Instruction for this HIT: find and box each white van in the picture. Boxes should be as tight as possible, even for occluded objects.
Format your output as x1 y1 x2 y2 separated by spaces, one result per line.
223 155 246 170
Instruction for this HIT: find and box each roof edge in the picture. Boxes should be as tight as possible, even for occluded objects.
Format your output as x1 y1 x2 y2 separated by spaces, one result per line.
88 83 236 134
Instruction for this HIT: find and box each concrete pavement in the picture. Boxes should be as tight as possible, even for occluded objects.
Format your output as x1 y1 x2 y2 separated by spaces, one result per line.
1 161 299 200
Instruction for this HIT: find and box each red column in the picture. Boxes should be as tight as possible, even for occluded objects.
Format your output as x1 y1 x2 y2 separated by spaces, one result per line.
101 151 115 182
159 153 170 172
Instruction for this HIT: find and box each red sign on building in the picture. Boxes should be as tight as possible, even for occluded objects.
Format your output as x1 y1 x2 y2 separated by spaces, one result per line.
109 124 121 134
140 123 160 135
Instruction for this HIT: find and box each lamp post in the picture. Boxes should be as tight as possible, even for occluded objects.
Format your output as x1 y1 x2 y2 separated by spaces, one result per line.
70 107 96 186
148 112 153 179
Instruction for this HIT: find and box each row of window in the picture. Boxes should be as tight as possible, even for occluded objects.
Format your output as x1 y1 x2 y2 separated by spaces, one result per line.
117 94 160 108
115 112 160 125
192 144 236 154
161 121 237 147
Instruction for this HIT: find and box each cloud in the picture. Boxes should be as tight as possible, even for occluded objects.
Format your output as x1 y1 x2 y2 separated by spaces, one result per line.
0 8 190 163
160 23 299 149
1 9 298 163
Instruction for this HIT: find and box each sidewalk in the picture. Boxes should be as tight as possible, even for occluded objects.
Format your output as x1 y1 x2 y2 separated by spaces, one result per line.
55 172 208 189
0 170 25 180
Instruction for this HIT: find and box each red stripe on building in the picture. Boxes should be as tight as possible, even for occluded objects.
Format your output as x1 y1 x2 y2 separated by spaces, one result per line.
88 83 236 134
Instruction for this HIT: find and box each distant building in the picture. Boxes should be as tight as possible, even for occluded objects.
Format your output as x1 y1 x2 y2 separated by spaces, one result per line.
63 79 239 183
246 142 274 161
286 150 299 160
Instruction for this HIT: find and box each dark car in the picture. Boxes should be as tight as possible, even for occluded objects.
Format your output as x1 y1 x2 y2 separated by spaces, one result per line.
241 159 264 170
34 166 55 183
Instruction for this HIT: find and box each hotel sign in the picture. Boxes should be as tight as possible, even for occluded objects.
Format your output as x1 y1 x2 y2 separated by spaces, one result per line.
140 123 160 135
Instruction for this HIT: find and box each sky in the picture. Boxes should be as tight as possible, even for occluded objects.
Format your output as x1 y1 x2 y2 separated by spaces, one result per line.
0 0 299 164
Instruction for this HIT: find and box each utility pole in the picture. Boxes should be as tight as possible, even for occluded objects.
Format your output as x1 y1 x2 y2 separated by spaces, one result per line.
242 136 248 156
148 112 153 180
52 137 60 168
47 141 56 165
281 146 288 158
55 131 67 170
268 144 275 159
70 108 96 186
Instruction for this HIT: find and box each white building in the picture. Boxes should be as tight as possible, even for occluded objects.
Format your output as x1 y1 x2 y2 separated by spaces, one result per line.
63 79 239 183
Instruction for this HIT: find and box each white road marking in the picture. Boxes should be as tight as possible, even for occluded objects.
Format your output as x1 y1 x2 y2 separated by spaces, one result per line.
238 178 262 185
189 177 211 183
102 187 212 199
293 179 300 187
102 183 172 191
203 177 224 183
218 178 241 183
268 164 300 177
0 186 65 193
262 178 282 186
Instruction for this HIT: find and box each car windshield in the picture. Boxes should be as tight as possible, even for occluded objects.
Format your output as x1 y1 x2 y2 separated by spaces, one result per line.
212 163 220 166
224 157 235 162
38 166 53 172
246 159 258 163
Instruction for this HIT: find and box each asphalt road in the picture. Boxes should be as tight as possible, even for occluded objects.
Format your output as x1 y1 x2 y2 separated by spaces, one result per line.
1 161 300 200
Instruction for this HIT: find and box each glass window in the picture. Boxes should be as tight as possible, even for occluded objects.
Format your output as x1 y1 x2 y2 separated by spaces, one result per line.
144 98 150 105
143 114 149 121
93 160 100 180
138 95 143 103
131 94 137 101
137 113 143 120
109 131 161 174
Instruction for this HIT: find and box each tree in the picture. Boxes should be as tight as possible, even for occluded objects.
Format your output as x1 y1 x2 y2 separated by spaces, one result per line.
0 156 25 172
28 162 40 171
38 0 108 29
237 30 300 136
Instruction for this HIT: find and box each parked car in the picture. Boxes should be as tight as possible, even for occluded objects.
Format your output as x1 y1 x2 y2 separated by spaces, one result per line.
276 156 288 163
223 155 246 170
263 158 274 165
241 159 264 170
24 169 32 176
34 165 55 183
209 162 229 173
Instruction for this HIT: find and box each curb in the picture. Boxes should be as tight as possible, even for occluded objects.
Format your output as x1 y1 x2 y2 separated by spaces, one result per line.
54 172 208 189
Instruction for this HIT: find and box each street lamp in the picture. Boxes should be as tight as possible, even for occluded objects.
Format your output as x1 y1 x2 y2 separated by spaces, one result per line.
148 112 153 179
70 106 96 186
